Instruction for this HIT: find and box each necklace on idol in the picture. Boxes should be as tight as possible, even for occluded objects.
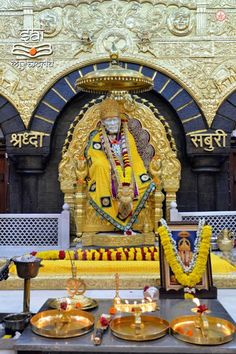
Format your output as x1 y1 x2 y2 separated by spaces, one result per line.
107 134 122 158
107 133 119 145
100 121 133 186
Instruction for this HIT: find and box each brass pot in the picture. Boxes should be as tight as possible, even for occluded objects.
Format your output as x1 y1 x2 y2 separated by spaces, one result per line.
217 229 234 253
13 258 42 279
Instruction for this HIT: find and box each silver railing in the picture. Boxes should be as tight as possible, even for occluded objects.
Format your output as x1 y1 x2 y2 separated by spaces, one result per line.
170 201 236 249
0 204 70 258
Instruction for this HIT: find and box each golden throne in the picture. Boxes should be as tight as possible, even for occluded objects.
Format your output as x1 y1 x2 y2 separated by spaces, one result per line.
59 95 181 247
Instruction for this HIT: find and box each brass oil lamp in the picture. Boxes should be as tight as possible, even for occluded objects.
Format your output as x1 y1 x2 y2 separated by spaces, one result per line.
13 256 42 313
110 274 168 341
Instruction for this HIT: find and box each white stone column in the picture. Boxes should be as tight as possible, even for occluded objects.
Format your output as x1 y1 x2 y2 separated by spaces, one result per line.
23 0 34 29
196 1 207 36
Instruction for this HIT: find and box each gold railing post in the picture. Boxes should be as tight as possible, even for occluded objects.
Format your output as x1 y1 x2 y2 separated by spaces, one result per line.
153 189 165 227
74 184 87 238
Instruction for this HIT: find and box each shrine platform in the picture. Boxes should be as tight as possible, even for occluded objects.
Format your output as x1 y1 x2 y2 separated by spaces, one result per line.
1 251 236 290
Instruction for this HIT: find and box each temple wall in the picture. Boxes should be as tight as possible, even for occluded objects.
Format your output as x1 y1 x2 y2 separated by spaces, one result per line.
0 0 236 212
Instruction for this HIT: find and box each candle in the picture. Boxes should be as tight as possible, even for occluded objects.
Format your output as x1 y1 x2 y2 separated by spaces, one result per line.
192 297 200 307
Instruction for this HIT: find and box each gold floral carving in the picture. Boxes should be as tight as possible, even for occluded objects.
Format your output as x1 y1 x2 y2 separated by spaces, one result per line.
59 96 181 240
82 232 155 248
206 10 236 37
0 1 236 126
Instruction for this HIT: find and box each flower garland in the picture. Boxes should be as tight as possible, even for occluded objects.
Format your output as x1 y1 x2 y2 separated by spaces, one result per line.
161 218 205 273
100 120 132 186
31 246 159 261
158 220 212 296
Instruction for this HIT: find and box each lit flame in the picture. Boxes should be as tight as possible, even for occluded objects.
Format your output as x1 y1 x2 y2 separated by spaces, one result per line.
192 297 200 307
146 296 152 302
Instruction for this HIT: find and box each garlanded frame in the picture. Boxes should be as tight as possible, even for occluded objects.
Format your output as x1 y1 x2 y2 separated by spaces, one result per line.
158 222 217 299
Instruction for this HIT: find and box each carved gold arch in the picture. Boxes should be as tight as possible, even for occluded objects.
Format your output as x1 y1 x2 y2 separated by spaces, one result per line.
59 96 181 244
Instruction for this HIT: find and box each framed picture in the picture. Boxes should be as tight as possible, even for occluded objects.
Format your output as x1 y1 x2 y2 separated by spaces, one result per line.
159 222 217 299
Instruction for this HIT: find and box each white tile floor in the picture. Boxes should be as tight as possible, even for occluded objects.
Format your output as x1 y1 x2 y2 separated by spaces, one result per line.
0 289 235 321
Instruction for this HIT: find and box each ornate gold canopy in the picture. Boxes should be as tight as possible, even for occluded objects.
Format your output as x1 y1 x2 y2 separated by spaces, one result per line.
75 52 153 94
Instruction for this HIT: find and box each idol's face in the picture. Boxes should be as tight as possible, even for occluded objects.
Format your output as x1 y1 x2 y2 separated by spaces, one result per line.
102 117 121 134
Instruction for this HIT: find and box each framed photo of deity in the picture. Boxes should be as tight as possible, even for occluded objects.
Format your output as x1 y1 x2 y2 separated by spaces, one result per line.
158 221 217 299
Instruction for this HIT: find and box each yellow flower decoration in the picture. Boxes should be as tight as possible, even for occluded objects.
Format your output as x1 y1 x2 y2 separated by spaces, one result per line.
158 223 212 288
31 246 159 262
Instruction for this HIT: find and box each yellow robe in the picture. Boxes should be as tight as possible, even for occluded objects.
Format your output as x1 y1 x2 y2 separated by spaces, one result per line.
85 129 156 231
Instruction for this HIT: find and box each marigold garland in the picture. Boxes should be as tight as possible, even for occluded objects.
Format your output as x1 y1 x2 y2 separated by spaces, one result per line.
31 246 159 261
157 223 212 289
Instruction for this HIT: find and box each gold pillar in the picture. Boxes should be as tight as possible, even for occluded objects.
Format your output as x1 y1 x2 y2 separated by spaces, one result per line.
153 189 165 229
74 185 87 238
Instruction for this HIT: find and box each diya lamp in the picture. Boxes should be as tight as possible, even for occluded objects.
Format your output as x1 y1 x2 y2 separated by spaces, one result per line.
113 274 158 314
110 274 168 341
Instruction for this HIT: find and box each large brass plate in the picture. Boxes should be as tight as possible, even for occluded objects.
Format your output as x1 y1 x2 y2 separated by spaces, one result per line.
30 309 94 338
110 315 169 341
170 315 235 345
48 296 98 311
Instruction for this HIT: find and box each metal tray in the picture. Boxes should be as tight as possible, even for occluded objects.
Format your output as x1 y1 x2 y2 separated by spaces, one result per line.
48 296 98 311
170 315 235 345
110 315 169 341
30 309 94 338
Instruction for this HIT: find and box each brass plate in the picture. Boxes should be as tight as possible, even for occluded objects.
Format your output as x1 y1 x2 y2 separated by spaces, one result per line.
170 315 235 345
79 299 98 310
110 315 169 341
30 309 94 338
48 296 98 311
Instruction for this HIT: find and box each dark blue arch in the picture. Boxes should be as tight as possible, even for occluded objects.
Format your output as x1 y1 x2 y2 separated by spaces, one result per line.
29 61 207 140
212 91 236 133
0 96 24 135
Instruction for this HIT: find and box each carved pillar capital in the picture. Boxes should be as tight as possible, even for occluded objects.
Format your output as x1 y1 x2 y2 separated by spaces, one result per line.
10 155 47 174
190 155 227 173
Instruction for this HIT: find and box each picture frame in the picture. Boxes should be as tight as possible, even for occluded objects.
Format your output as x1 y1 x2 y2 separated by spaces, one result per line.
158 222 217 299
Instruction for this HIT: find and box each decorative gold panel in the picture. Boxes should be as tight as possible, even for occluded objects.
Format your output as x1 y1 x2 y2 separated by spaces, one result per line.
0 1 235 126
